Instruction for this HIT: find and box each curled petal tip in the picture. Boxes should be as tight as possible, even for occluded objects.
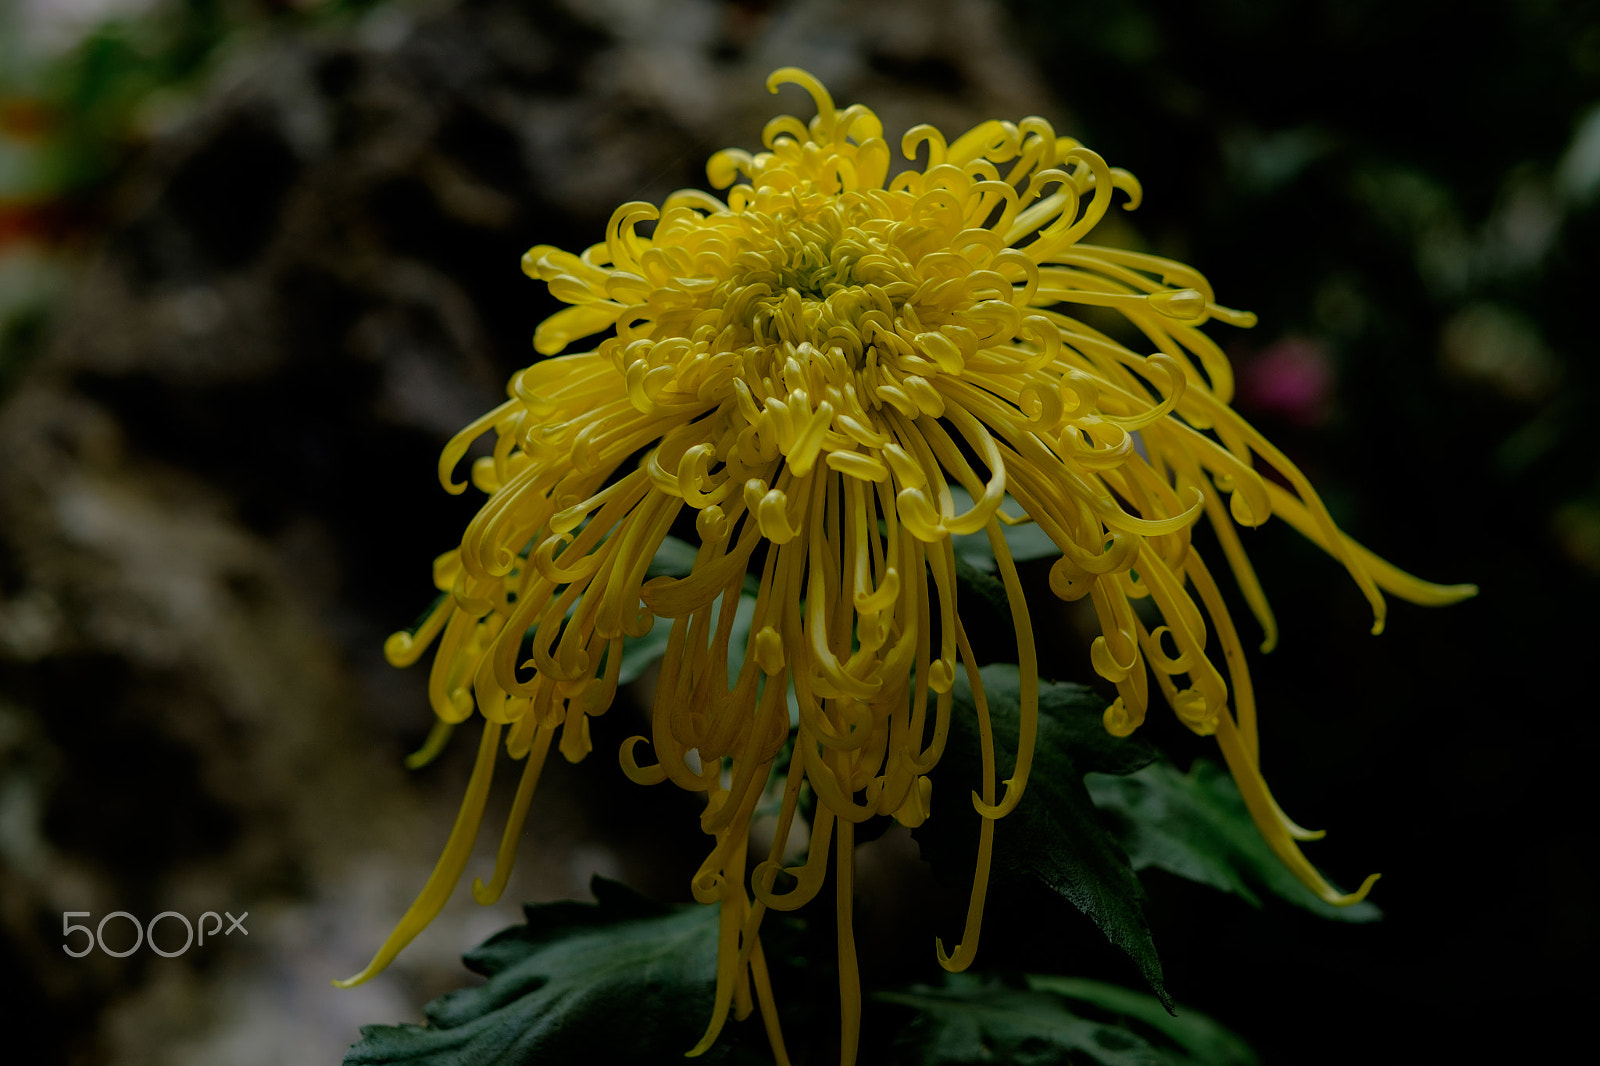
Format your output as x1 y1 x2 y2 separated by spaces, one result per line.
1331 872 1381 906
764 67 835 123
764 67 797 93
971 780 1023 820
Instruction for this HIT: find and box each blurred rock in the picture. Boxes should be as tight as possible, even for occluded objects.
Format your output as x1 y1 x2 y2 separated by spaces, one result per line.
0 0 1050 1061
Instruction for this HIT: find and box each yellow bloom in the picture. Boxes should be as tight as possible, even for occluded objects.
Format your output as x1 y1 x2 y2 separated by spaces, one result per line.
338 70 1474 1063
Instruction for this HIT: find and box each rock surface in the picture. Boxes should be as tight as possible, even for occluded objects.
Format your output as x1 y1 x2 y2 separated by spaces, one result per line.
0 1 1050 1060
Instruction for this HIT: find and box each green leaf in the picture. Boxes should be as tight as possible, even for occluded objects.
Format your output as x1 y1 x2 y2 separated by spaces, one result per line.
950 552 1017 643
344 878 772 1065
615 612 675 685
616 588 759 687
1025 976 1260 1066
644 535 701 580
619 537 757 686
947 486 1062 572
1086 760 1381 922
911 664 1170 1005
876 973 1251 1066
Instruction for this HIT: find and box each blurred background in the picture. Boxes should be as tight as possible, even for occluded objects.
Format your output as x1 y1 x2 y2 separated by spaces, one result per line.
0 0 1594 1062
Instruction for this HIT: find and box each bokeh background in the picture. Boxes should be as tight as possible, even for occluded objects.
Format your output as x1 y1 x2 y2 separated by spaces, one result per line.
1 0 1594 1062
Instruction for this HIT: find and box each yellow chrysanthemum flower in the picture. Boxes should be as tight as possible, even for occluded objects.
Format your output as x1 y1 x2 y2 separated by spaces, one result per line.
339 70 1473 1064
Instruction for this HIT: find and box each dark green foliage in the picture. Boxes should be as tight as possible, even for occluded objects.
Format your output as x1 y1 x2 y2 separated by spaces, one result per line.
343 878 774 1066
910 664 1171 1006
1024 976 1260 1066
345 561 1381 1065
877 973 1257 1066
620 536 759 685
1088 760 1380 922
344 880 1259 1066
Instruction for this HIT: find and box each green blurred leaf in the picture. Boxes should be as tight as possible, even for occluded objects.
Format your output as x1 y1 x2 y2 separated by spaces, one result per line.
876 972 1254 1066
952 551 1013 622
1086 760 1380 922
344 877 772 1065
620 536 758 685
911 664 1169 1005
643 534 701 579
615 613 673 685
948 486 1062 571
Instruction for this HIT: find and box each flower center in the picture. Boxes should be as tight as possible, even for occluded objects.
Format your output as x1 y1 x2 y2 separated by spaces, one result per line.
714 198 921 373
